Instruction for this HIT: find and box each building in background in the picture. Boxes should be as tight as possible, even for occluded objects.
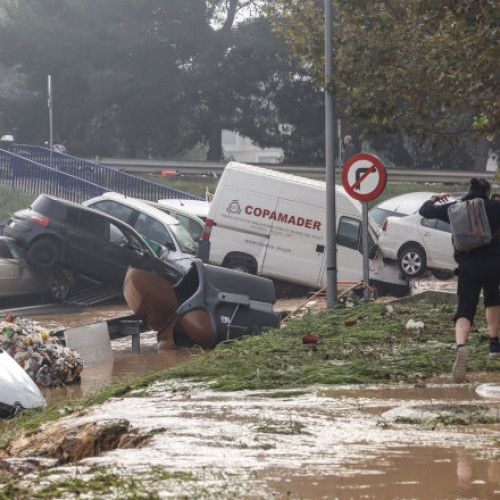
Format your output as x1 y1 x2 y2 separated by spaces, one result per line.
222 130 283 164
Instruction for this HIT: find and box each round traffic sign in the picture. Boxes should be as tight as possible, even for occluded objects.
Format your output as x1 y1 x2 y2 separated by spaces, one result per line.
341 153 386 201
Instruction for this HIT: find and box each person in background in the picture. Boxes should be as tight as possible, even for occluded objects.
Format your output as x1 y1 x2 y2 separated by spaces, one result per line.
419 178 500 383
341 135 357 166
491 193 500 201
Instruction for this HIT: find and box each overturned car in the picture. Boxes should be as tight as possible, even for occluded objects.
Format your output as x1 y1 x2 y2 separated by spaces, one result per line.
124 259 281 349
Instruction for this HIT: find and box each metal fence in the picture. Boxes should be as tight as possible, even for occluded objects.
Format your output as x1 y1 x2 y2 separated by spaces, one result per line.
7 144 202 202
0 150 109 203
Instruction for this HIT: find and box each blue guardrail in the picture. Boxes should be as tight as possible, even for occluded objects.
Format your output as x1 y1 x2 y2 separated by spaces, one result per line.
3 144 202 203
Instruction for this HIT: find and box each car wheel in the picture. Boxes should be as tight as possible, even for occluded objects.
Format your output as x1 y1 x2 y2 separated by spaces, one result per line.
398 246 426 278
225 256 254 274
27 238 59 269
48 271 72 301
431 269 454 281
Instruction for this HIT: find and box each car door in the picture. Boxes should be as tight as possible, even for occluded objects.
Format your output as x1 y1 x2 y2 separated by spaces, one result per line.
417 217 455 269
106 221 164 278
62 207 111 281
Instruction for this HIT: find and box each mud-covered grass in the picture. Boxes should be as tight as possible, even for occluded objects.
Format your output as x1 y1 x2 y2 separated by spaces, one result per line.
0 466 197 499
2 297 499 452
167 298 497 390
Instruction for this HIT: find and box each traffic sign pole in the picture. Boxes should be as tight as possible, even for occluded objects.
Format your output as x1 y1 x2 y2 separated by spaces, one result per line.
342 153 386 300
361 202 370 299
325 0 337 308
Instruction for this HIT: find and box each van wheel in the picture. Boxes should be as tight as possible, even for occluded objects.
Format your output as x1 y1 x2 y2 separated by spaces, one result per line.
398 246 426 278
27 238 59 269
225 256 254 274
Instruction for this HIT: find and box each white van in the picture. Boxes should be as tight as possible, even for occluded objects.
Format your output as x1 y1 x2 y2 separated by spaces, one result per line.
83 192 197 273
198 162 409 296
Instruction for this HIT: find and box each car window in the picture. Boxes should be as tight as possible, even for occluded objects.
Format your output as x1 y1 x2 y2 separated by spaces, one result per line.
421 218 437 229
436 219 451 232
176 214 203 241
91 200 135 223
109 223 128 245
66 207 106 237
134 213 174 249
169 223 198 254
337 217 360 251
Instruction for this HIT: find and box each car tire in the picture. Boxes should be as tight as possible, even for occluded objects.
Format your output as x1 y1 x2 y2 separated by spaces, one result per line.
48 271 72 301
27 238 60 269
431 269 455 281
224 256 255 274
398 246 426 278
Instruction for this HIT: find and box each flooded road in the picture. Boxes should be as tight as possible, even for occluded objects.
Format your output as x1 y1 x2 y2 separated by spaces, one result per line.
4 279 500 499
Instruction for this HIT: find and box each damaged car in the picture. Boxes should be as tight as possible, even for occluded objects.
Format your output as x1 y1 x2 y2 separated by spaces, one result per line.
5 194 183 287
0 235 72 302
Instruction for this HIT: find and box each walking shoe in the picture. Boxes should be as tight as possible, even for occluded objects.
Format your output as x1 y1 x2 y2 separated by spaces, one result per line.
452 346 469 383
490 338 500 358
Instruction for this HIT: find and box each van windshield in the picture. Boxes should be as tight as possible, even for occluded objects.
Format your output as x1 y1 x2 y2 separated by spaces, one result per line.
170 223 198 254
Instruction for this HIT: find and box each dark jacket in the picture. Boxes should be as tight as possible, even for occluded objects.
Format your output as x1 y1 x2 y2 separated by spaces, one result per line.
419 190 500 262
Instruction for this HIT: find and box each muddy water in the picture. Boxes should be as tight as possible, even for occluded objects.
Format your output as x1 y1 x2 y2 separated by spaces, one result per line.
267 448 500 499
14 290 500 499
40 344 194 403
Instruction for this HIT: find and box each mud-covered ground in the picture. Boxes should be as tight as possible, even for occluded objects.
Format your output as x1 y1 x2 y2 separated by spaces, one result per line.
3 276 500 499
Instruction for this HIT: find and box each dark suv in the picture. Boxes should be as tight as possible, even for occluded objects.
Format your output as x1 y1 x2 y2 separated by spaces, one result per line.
5 194 183 286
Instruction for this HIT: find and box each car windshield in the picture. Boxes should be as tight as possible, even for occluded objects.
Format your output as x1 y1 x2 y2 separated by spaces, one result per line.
170 223 198 254
148 203 204 241
369 207 407 228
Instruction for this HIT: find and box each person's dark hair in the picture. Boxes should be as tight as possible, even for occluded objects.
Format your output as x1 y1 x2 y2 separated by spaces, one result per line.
468 177 491 199
491 193 500 201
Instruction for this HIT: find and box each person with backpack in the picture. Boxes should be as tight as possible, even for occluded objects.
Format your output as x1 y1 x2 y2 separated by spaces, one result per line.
419 178 500 383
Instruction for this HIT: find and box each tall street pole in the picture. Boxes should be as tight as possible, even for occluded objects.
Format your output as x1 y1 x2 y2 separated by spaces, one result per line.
48 75 53 150
325 0 337 307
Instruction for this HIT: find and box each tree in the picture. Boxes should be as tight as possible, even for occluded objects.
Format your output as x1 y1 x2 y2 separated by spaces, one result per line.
266 0 499 168
0 0 318 161
153 0 293 160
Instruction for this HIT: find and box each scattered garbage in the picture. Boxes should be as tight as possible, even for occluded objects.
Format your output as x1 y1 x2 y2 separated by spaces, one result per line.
0 314 84 387
302 333 321 345
384 305 396 318
405 319 425 333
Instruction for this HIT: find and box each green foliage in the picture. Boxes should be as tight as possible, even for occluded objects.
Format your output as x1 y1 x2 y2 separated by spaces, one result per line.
266 0 499 144
0 0 324 163
0 185 34 224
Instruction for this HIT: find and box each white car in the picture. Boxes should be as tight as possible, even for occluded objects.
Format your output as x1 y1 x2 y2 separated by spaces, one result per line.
369 192 438 228
143 200 206 242
378 210 457 279
158 198 210 221
83 192 198 273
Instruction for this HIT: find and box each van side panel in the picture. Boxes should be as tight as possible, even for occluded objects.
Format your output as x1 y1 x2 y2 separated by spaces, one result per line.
207 162 407 291
260 188 326 286
207 177 280 269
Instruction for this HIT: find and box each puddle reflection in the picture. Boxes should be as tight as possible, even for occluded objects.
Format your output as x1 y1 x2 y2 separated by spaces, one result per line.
40 348 194 404
267 447 500 499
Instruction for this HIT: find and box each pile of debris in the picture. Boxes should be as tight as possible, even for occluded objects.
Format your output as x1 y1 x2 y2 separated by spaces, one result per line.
0 313 83 387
